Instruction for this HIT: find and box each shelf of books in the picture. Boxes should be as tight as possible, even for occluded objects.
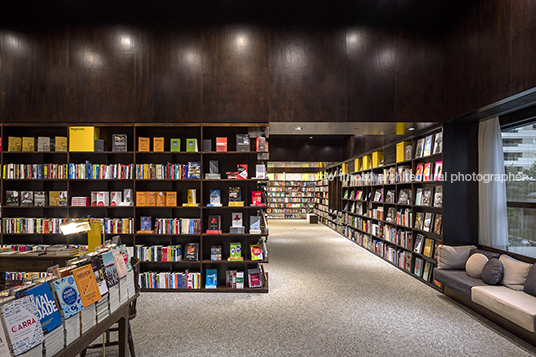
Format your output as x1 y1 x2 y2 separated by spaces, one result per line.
313 168 344 233
0 123 270 293
266 177 316 219
325 126 443 289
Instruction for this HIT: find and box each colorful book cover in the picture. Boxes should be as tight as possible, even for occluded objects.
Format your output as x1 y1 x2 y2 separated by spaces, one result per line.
113 251 128 279
423 162 432 181
415 163 424 182
0 296 44 355
205 269 217 289
184 243 199 261
208 189 221 206
248 268 263 288
23 283 63 334
251 191 262 206
72 264 102 308
229 242 243 261
434 160 443 181
433 132 443 155
423 135 433 157
250 216 261 233
102 251 120 287
423 238 434 258
250 244 263 260
216 137 227 152
237 164 248 179
51 275 85 319
120 245 133 272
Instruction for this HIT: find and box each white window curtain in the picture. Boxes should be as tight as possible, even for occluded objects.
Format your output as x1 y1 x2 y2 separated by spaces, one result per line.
478 117 508 250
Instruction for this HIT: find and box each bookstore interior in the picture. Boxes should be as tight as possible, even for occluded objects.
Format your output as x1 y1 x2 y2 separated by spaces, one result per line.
1 0 536 356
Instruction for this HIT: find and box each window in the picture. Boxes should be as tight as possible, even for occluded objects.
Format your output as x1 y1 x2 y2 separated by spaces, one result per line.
502 123 536 258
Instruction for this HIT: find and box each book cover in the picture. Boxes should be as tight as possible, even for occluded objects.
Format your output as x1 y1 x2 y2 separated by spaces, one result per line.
112 134 127 152
187 162 201 179
433 131 443 155
236 134 250 151
37 137 51 152
72 264 102 307
422 261 433 281
423 135 433 157
248 268 263 288
51 275 85 319
415 163 424 182
255 164 266 179
250 244 263 260
208 215 221 232
422 187 433 206
49 191 60 206
113 252 128 279
22 137 35 152
153 137 164 152
138 137 150 152
0 296 44 355
433 214 443 235
228 187 241 202
59 191 68 206
415 188 423 206
55 136 68 152
216 137 227 152
423 238 434 258
413 234 424 253
208 189 222 207
232 212 243 228
166 191 177 207
170 138 180 152
237 164 248 179
251 191 263 206
256 136 267 152
156 191 165 207
187 189 197 205
147 191 156 207
414 138 424 158
250 216 261 233
184 243 199 261
140 216 152 232
229 242 243 261
186 138 198 152
423 163 432 181
210 246 222 261
205 269 217 289
397 189 410 205
209 160 219 174
385 190 395 203
202 139 211 152
21 191 34 206
6 190 19 206
0 315 12 357
414 257 424 277
110 191 122 206
136 191 147 206
23 283 62 334
434 160 443 181
232 271 244 289
423 212 434 232
414 213 424 231
101 251 120 288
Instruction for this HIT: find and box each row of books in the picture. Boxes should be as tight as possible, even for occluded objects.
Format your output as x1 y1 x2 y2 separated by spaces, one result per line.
414 131 442 159
135 162 200 180
136 191 178 207
4 272 48 281
71 190 134 207
139 271 201 289
0 244 136 356
414 212 443 235
3 163 67 179
2 218 67 234
135 245 185 262
6 136 68 152
68 163 133 180
5 191 67 207
138 137 198 152
153 218 202 235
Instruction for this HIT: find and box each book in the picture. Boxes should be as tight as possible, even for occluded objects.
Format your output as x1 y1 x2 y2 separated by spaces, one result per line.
112 134 127 152
187 161 201 179
414 138 424 158
0 316 12 356
209 160 219 174
434 160 443 181
186 138 198 152
236 134 250 151
433 214 443 235
207 215 221 234
256 136 267 152
433 186 443 207
205 269 217 289
55 136 67 151
232 271 244 289
423 212 434 232
423 238 434 257
32 191 46 207
422 187 433 206
138 137 150 152
23 282 63 334
72 264 102 307
37 137 51 152
251 191 263 206
147 191 156 206
255 164 266 179
140 216 152 232
184 243 199 261
229 242 243 261
166 191 177 207
414 257 424 277
0 296 44 355
414 212 424 231
170 138 181 152
237 164 248 179
385 190 395 203
59 191 68 206
136 191 147 206
422 261 433 281
153 137 164 152
21 191 34 206
232 212 243 228
8 136 22 151
423 162 432 181
208 189 222 207
415 163 424 182
51 275 85 319
202 139 211 152
397 189 411 205
405 145 412 160
248 268 263 288
102 251 120 287
413 234 424 254
22 137 35 151
250 215 261 234
229 187 242 203
415 188 423 206
210 246 222 261
186 188 197 206
113 252 128 279
6 190 19 206
216 137 227 152
433 131 443 155
250 244 263 260
423 135 433 157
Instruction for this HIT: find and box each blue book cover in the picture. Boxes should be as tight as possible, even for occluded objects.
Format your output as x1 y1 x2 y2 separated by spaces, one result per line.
205 269 217 289
24 283 63 334
0 295 45 355
51 276 85 319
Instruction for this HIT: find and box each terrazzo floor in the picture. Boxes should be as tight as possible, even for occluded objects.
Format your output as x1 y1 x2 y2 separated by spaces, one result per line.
87 220 536 356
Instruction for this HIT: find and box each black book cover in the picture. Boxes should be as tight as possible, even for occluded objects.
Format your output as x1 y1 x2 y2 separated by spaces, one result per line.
184 243 199 261
208 215 221 231
5 190 19 206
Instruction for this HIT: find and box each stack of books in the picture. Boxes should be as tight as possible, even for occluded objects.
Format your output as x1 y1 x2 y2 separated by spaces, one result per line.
43 324 64 357
64 313 81 346
126 270 136 299
108 285 120 313
119 278 129 306
96 295 110 323
80 304 96 334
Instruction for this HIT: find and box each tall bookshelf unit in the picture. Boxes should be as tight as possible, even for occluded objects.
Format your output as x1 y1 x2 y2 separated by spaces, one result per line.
321 126 444 289
0 123 269 293
266 180 316 219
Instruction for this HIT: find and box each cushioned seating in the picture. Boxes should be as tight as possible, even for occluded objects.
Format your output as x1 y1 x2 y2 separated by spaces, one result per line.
471 285 536 333
433 268 487 298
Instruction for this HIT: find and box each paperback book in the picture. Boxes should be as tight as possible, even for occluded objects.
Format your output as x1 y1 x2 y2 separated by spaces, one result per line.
184 243 199 261
23 283 63 334
229 242 243 261
205 269 217 289
72 264 102 307
0 296 44 355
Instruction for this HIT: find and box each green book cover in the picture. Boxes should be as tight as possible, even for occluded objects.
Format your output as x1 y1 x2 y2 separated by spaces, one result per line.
186 138 198 152
229 242 243 261
170 138 180 152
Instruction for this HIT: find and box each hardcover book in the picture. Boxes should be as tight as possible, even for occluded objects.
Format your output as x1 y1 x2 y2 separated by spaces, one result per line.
21 191 34 206
229 242 243 261
51 275 85 319
433 186 442 207
413 234 424 254
433 214 443 235
228 187 242 203
55 136 68 152
422 187 433 206
423 135 433 157
202 139 211 152
423 162 432 181
236 134 250 151
8 136 22 151
72 264 102 307
166 191 177 207
255 164 267 179
250 216 261 234
207 215 221 233
37 137 51 152
415 188 423 206
434 160 443 181
0 296 44 355
23 283 63 334
414 213 424 231
205 269 217 289
49 191 60 206
153 137 164 152
170 138 180 152
423 238 434 258
186 138 198 152
251 191 263 206
256 136 267 152
423 261 433 281
414 257 424 277
209 160 219 174
187 162 201 179
433 131 443 155
250 244 263 260
210 246 222 261
22 137 35 152
423 212 434 232
140 216 152 232
216 137 227 152
414 138 424 159
138 137 150 152
59 191 68 206
184 243 199 261
6 190 19 206
112 134 127 152
237 164 248 179
232 212 243 228
208 189 222 207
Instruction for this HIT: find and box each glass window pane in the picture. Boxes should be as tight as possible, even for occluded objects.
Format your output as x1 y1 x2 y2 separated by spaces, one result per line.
507 207 536 259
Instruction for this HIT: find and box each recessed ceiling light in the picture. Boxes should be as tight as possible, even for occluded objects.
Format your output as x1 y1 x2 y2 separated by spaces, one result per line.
309 136 313 139
408 127 415 131
295 127 303 131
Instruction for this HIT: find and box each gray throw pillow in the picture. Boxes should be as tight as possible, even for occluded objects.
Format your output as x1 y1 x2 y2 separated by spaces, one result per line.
437 245 477 270
481 258 504 285
499 254 533 288
469 248 500 260
523 264 536 297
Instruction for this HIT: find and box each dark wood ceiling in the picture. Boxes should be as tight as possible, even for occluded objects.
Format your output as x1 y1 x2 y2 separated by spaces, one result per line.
1 0 475 37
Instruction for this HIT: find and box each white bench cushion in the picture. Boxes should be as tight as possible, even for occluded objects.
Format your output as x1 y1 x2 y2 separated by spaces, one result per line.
472 285 536 332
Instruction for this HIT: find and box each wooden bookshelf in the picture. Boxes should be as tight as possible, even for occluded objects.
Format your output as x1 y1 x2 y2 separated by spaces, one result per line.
266 180 316 219
0 123 269 293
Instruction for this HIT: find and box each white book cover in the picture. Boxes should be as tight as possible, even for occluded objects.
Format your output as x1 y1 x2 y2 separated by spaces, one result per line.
0 313 13 357
0 296 44 356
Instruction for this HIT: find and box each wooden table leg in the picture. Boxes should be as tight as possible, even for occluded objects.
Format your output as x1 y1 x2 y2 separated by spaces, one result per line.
118 312 129 356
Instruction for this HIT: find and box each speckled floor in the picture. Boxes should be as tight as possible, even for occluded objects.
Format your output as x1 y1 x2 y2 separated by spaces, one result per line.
87 220 536 357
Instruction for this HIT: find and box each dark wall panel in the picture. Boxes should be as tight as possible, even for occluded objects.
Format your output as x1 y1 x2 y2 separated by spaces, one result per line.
269 136 346 162
268 28 347 122
201 26 269 122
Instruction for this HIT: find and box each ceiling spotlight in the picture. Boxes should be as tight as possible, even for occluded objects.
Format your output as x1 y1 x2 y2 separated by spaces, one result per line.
408 127 415 131
309 136 313 139
294 127 303 131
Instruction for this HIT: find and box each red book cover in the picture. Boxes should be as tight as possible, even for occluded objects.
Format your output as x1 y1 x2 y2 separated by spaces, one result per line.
237 164 247 179
216 137 227 152
415 163 424 182
423 162 432 181
251 191 263 206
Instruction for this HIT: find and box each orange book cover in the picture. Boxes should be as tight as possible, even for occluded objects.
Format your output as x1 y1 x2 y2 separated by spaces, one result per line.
136 191 147 206
147 191 156 206
138 137 150 152
166 191 177 207
153 137 164 152
72 264 102 307
216 137 227 152
156 191 166 207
